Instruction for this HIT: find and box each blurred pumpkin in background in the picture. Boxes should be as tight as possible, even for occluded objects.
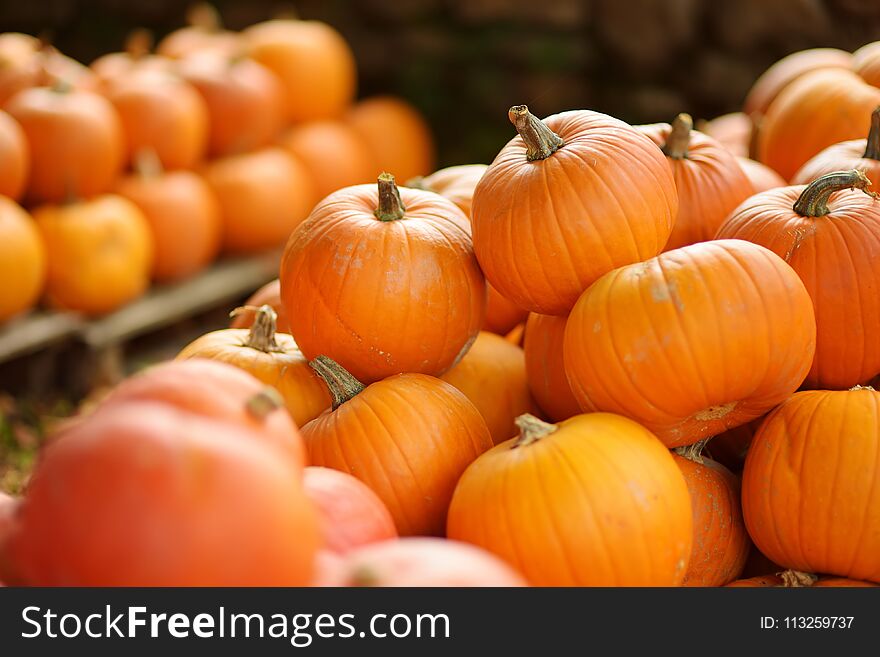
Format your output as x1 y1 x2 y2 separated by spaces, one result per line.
0 197 45 323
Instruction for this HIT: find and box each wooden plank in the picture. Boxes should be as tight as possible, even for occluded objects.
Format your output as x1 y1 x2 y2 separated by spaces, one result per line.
0 312 84 363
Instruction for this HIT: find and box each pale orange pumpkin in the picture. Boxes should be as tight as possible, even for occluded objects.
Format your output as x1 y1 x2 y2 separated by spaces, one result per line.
853 41 880 88
155 3 241 60
522 313 581 422
90 29 172 88
0 110 28 201
0 197 45 323
230 279 290 334
0 33 97 105
736 156 786 193
699 112 751 159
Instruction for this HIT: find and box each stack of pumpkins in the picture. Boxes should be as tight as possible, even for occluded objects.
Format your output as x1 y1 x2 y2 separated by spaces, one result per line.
0 5 434 321
1 32 880 589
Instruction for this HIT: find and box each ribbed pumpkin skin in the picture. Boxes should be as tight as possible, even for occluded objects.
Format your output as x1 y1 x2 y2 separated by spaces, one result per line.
637 123 753 250
440 331 539 445
853 41 880 87
447 413 693 586
230 279 290 333
736 157 786 193
791 140 880 192
472 109 678 316
523 313 581 422
281 184 486 383
564 240 816 447
716 186 880 390
743 48 852 118
302 374 493 537
0 198 45 323
757 69 880 181
673 454 749 587
742 389 880 583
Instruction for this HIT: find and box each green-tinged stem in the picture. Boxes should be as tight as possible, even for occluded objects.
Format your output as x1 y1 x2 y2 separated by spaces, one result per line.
308 356 366 410
793 169 876 217
508 105 564 161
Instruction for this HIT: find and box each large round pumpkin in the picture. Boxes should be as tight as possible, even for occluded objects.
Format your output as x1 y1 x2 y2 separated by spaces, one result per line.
32 195 152 315
302 466 397 554
302 357 492 536
177 305 331 428
114 155 221 283
0 110 28 201
447 413 693 586
440 331 539 444
716 170 880 389
5 85 123 204
522 312 581 422
472 105 678 315
737 156 786 193
230 279 290 334
243 19 355 123
637 113 753 250
202 147 316 254
281 174 485 383
564 239 816 447
757 69 880 181
3 401 319 586
0 198 45 323
742 387 880 583
346 96 435 183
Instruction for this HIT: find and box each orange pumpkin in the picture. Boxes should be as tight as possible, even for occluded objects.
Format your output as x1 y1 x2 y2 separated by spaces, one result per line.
637 113 753 250
0 198 44 323
114 152 221 283
716 170 880 389
347 96 436 183
202 147 316 254
564 239 816 447
447 413 693 586
673 446 749 587
177 305 331 428
278 120 376 200
5 85 123 204
314 538 526 587
155 3 241 60
736 156 786 193
705 417 762 473
742 388 880 583
281 174 485 383
523 312 580 422
743 47 852 119
33 195 152 315
0 33 97 105
177 51 285 157
504 323 525 346
230 279 290 334
792 107 880 192
0 110 28 201
302 466 397 554
302 356 492 536
440 331 539 444
699 112 751 158
472 105 677 315
853 41 880 88
243 19 356 123
757 69 880 181
3 401 319 586
90 29 172 88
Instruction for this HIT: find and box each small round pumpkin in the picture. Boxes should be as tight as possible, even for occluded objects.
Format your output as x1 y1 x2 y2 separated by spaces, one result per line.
736 156 786 193
114 151 221 283
155 3 241 60
699 112 751 158
281 174 485 383
230 279 290 334
177 305 331 428
3 401 319 586
315 538 526 587
522 312 581 422
716 170 880 390
278 120 376 201
0 110 28 201
637 113 753 250
0 197 45 323
672 445 749 587
472 105 678 315
853 41 880 88
0 33 97 105
742 388 880 583
302 356 493 537
177 51 284 157
90 29 172 88
303 466 397 554
5 85 123 204
564 239 816 447
447 413 693 586
32 195 152 316
440 331 540 444
243 18 356 123
202 147 316 254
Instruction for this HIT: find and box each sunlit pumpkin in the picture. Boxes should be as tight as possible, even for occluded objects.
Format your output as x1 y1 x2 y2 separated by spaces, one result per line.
699 112 751 158
155 3 241 60
0 33 97 105
853 41 880 88
0 197 45 323
90 29 172 88
736 156 786 193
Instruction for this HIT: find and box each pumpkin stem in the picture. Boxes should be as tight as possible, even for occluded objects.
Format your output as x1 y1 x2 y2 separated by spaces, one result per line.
230 304 284 353
662 113 693 160
779 569 818 588
508 105 564 161
124 28 153 59
863 107 880 161
849 384 876 391
309 355 366 410
186 2 222 31
349 565 381 587
245 386 284 420
133 148 163 179
374 172 406 222
793 170 878 217
673 438 708 465
513 413 557 448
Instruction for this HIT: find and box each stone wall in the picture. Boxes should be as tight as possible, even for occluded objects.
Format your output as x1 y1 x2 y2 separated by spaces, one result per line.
4 0 879 166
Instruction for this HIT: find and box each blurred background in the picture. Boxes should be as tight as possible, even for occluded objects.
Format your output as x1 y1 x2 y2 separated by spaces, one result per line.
2 0 879 166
